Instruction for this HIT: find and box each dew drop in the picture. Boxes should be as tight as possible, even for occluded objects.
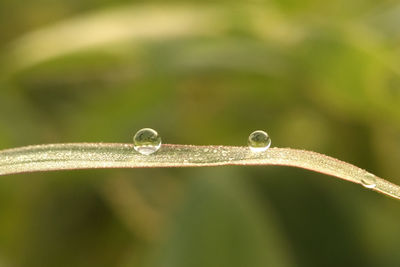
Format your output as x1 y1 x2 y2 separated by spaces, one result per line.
248 130 271 152
133 128 161 155
361 174 377 189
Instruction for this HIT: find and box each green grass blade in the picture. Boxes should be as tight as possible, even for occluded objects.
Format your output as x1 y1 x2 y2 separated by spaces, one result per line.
0 143 399 200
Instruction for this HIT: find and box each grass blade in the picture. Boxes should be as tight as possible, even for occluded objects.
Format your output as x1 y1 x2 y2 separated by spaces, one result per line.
0 143 399 200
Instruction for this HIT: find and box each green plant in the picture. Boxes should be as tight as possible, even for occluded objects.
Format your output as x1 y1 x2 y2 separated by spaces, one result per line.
1 142 399 199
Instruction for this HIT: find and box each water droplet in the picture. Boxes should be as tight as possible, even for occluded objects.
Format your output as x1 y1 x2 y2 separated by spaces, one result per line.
133 128 161 155
248 130 271 152
361 174 377 189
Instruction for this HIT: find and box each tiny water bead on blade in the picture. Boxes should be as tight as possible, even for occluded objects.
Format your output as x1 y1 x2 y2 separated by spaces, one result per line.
133 128 162 155
248 130 271 152
361 173 377 189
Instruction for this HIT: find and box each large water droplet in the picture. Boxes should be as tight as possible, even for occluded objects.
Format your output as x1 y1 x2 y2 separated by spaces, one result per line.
361 174 377 189
133 128 161 155
248 130 271 152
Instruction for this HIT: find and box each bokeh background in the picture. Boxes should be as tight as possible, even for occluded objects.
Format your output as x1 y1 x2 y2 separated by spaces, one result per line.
1 0 400 266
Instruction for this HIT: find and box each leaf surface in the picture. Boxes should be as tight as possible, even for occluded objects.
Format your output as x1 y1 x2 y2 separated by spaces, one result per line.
1 143 399 199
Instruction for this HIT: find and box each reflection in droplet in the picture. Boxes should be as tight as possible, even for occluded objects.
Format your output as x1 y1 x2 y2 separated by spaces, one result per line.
248 130 271 152
361 174 377 189
133 128 161 155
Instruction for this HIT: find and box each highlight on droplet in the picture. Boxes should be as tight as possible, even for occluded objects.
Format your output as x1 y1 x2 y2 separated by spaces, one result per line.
248 130 271 152
133 128 162 155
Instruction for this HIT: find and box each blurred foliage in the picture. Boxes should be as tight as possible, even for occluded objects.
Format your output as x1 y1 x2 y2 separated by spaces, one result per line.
1 0 400 266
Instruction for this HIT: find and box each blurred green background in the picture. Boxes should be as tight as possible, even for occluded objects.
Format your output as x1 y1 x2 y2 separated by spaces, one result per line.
1 0 400 266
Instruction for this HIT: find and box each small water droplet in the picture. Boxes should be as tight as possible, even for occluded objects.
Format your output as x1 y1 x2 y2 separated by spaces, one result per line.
248 130 271 152
361 174 377 189
133 128 161 155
